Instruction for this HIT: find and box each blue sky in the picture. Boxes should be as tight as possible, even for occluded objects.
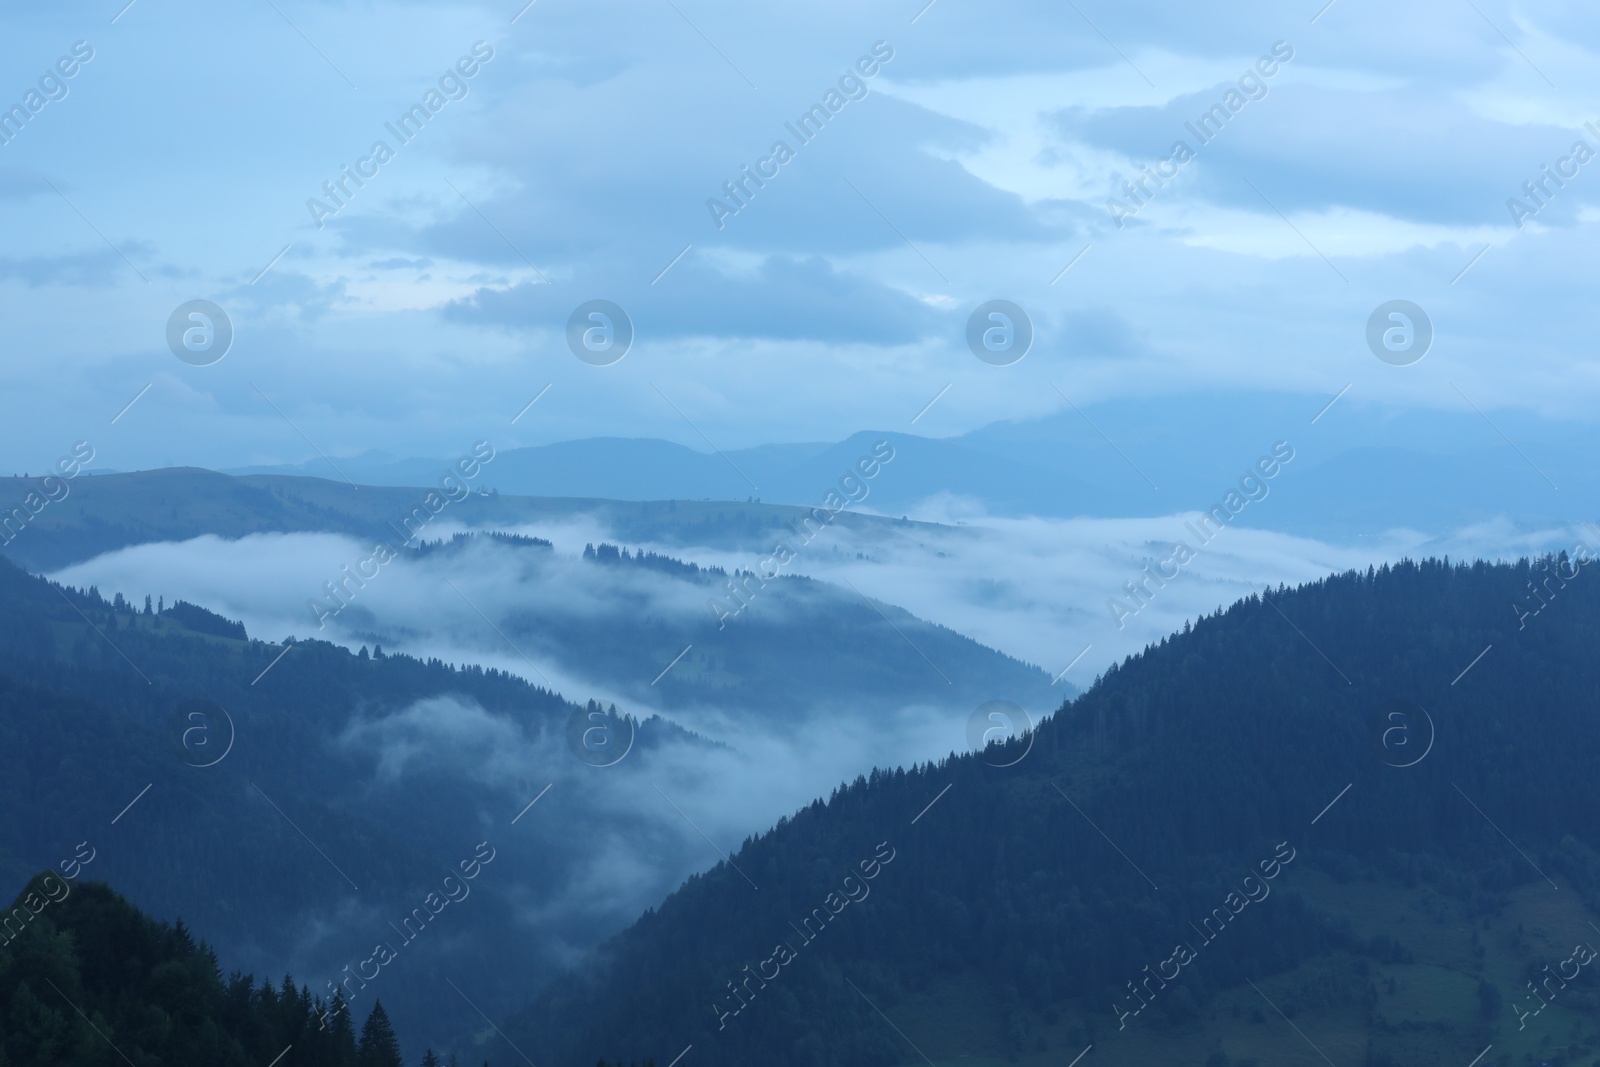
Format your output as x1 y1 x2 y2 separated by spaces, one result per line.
2 0 1597 474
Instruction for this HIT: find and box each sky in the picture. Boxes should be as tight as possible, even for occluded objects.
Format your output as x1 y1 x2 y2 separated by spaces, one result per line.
3 0 1599 475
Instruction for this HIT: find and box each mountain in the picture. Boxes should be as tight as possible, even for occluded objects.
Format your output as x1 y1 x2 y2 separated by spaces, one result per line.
0 466 947 574
212 397 1594 532
217 432 1120 521
0 553 643 1055
327 534 1056 723
0 535 1055 1058
505 554 1600 1067
0 463 1060 741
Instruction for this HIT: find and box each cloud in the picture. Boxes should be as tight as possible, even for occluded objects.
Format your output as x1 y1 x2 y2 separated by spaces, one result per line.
0 167 50 200
337 693 541 784
0 0 1596 482
0 248 130 287
445 254 938 343
39 496 1596 1019
222 266 347 318
792 504 1592 681
471 501 1593 685
42 522 1061 976
1056 83 1589 228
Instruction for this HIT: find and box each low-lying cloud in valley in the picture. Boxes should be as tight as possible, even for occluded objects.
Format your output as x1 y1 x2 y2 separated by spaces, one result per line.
37 501 1590 1054
49 507 1584 759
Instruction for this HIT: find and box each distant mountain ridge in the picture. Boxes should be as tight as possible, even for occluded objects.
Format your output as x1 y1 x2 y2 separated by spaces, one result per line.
0 466 933 573
219 396 1592 533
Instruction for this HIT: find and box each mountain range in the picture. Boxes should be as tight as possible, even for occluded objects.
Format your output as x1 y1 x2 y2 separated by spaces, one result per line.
217 396 1587 535
5 553 1596 1066
1 448 1595 1066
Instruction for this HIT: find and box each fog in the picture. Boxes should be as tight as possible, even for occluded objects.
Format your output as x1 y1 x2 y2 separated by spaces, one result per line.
51 508 1582 744
44 503 1583 1049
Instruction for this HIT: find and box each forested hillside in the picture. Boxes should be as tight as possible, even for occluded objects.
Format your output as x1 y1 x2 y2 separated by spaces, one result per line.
322 533 1055 719
479 538 1054 719
0 554 710 1056
0 467 914 572
508 556 1600 1067
0 873 471 1066
0 519 1059 1056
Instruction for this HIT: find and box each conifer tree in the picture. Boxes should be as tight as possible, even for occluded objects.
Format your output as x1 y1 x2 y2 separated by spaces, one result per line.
327 992 360 1063
357 1000 405 1067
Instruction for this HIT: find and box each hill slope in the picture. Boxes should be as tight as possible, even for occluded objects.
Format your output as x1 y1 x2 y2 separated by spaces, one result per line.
506 554 1600 1067
0 537 1056 1058
0 873 431 1067
0 555 729 1056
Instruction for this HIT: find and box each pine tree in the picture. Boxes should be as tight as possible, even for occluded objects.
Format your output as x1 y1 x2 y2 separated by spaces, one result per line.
327 992 359 1063
357 1000 405 1067
171 917 197 953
